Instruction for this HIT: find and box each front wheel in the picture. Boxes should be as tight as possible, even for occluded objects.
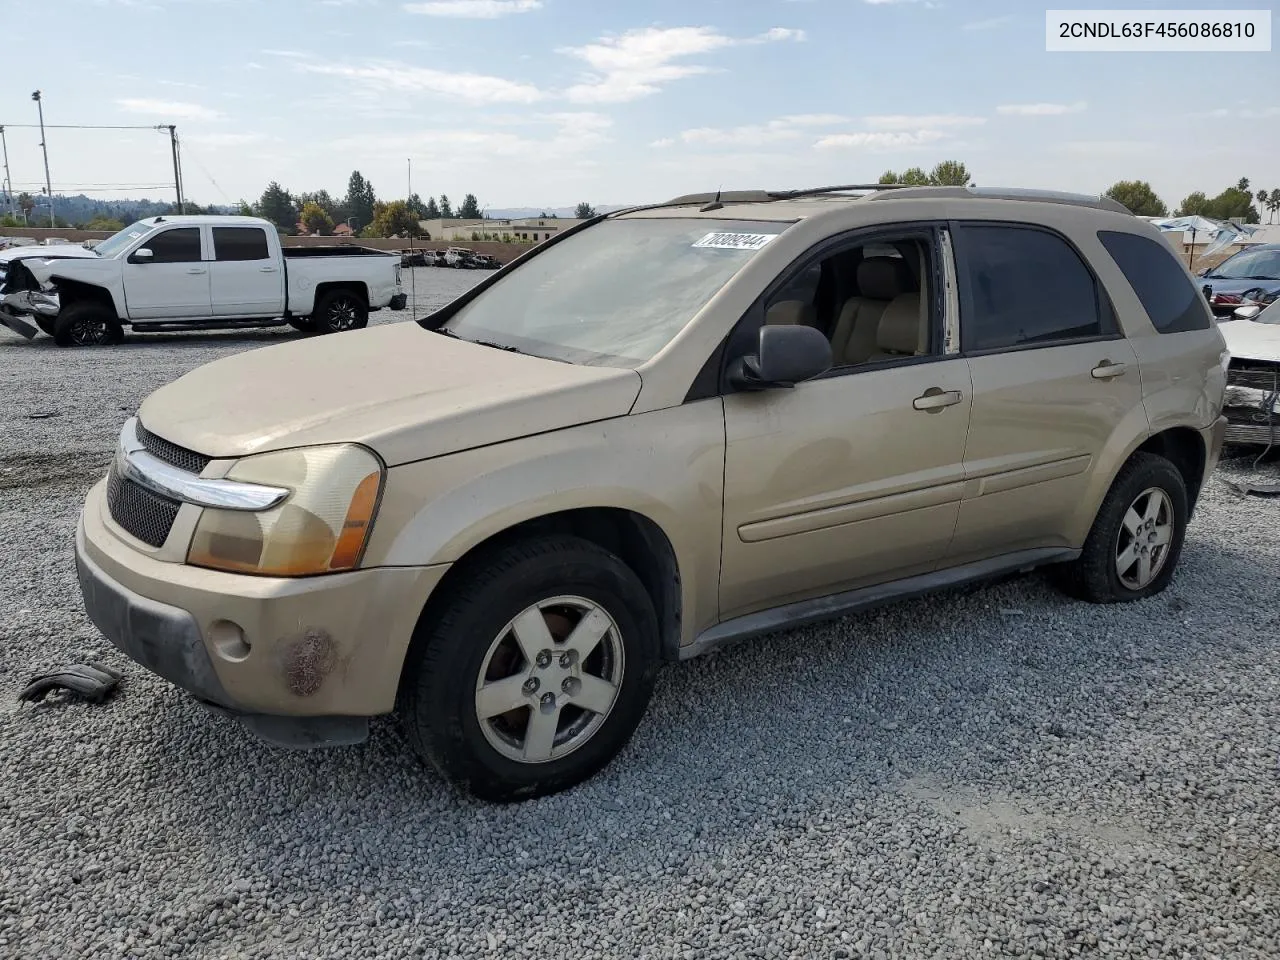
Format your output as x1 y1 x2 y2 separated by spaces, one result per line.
312 289 368 334
398 536 660 803
53 302 124 347
1050 452 1188 603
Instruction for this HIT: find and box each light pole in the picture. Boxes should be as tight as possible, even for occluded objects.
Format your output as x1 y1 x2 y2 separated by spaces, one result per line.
31 91 54 228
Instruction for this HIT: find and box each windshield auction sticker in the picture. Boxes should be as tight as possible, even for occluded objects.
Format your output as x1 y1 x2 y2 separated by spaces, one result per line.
692 232 779 251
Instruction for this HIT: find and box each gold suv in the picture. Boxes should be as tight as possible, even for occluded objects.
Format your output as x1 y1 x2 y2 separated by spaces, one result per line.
75 185 1229 801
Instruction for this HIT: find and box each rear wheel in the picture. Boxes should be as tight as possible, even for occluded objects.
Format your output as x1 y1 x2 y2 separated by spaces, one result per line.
53 302 124 347
398 535 660 803
1050 452 1188 603
312 289 368 334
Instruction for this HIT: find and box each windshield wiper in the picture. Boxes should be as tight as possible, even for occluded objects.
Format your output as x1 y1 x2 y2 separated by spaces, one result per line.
1244 275 1280 281
432 326 524 354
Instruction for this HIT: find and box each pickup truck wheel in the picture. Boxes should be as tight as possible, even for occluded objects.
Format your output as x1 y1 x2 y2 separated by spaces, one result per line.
399 535 660 803
53 303 124 347
1050 452 1188 603
313 290 368 334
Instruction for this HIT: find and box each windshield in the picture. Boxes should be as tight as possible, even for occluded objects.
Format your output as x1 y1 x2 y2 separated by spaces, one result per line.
94 221 156 259
440 217 783 366
1207 248 1280 280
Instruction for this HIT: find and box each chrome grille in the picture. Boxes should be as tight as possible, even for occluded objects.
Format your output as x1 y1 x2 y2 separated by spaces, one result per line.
106 463 181 548
136 422 211 475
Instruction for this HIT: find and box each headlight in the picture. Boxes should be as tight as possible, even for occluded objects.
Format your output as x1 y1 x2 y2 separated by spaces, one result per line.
187 444 383 577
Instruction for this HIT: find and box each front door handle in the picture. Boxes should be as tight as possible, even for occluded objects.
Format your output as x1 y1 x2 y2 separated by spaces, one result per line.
1091 360 1127 379
259 266 278 273
913 388 963 412
186 268 207 275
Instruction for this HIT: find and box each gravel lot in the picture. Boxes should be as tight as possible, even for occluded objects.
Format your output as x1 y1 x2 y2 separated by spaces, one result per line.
1 269 1277 959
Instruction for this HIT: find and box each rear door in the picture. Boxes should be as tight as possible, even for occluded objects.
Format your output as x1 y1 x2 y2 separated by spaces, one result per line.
122 226 210 319
209 225 283 317
943 221 1144 565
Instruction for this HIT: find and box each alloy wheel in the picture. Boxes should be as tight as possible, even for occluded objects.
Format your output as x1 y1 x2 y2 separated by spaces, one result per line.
1115 487 1174 590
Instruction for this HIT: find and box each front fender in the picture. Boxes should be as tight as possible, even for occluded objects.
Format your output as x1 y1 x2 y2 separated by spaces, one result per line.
34 261 127 318
361 401 727 647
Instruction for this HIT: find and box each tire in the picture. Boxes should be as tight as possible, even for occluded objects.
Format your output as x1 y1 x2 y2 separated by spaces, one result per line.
288 318 317 333
312 289 368 334
398 535 661 803
35 317 56 337
53 302 124 348
1050 452 1188 603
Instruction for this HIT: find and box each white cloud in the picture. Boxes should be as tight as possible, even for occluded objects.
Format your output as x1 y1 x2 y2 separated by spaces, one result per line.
327 113 609 163
561 25 800 104
297 60 544 104
116 98 222 120
963 15 1012 31
403 0 541 17
184 132 269 147
864 114 986 130
679 114 847 146
261 49 308 58
997 101 1087 116
814 130 948 150
650 138 676 148
1061 140 1156 156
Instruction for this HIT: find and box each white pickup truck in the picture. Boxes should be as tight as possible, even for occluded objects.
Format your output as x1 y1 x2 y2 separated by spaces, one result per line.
0 215 407 346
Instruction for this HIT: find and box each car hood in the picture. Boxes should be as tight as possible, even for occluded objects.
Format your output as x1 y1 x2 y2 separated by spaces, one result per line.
1220 316 1280 364
137 323 644 466
0 245 98 264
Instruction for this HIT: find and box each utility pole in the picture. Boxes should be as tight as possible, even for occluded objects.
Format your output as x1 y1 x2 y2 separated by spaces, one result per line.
31 91 54 227
166 125 184 214
0 125 14 218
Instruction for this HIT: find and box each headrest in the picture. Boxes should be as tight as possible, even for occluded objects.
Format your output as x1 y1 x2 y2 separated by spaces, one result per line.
856 257 910 301
765 299 814 326
876 293 923 355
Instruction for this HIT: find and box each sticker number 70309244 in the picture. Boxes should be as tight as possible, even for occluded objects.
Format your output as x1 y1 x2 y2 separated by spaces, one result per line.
691 232 779 251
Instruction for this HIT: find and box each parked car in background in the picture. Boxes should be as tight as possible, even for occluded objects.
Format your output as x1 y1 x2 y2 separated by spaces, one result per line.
1198 243 1280 316
74 185 1226 802
1218 299 1280 448
0 215 407 346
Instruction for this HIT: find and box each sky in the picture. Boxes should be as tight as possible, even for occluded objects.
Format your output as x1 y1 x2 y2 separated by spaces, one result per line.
1 0 1277 212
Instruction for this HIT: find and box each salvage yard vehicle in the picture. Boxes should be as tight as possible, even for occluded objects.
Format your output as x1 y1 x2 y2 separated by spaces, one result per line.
75 185 1227 802
1218 299 1280 448
1198 243 1280 317
0 215 407 345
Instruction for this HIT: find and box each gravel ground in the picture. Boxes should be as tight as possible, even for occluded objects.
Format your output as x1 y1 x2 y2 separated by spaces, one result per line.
1 274 1277 959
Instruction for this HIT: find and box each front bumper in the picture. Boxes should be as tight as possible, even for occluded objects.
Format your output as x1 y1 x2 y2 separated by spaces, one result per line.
76 479 448 745
388 292 408 311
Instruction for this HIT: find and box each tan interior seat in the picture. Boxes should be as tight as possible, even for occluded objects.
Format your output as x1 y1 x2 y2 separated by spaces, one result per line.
829 257 910 364
867 293 924 361
765 299 817 327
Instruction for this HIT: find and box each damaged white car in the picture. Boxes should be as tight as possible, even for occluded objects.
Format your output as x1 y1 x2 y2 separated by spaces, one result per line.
0 243 100 338
1219 300 1280 449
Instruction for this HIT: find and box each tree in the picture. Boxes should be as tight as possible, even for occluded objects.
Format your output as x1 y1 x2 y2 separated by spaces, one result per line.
1103 180 1168 217
344 171 376 234
236 199 254 217
928 161 971 186
422 196 440 219
365 200 418 238
574 202 597 219
300 201 334 236
538 210 551 218
1176 191 1208 216
406 193 428 219
17 192 34 222
1237 177 1250 193
85 216 126 231
458 193 482 219
1268 189 1280 225
256 182 297 232
438 194 454 219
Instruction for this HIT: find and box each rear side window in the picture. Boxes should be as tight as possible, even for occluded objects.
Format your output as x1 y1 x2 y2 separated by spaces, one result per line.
954 224 1108 352
145 228 201 264
1097 230 1210 334
213 227 270 262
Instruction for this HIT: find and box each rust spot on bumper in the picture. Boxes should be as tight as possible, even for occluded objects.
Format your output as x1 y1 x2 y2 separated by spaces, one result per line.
282 628 339 697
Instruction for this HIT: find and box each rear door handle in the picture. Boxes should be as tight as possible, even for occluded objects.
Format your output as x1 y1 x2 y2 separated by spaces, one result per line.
1091 360 1127 379
913 388 963 412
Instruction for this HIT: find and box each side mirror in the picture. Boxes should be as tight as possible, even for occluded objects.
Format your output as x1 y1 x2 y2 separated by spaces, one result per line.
1233 304 1262 321
130 247 154 263
728 324 832 391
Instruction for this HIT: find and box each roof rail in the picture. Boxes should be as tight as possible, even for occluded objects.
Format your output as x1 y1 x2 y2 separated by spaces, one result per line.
662 183 912 207
865 185 1130 214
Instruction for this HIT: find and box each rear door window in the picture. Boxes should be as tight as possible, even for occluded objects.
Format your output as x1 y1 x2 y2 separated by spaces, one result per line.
954 224 1110 352
212 227 271 262
1098 230 1211 333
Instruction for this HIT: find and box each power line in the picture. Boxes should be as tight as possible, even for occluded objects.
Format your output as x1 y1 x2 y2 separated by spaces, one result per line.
0 123 168 131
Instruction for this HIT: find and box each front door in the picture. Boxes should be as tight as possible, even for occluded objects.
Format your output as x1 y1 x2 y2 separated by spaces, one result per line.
122 226 211 319
943 221 1145 564
209 225 284 317
718 226 974 620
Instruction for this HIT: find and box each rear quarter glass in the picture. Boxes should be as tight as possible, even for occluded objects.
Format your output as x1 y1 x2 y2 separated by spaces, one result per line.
1097 230 1211 334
